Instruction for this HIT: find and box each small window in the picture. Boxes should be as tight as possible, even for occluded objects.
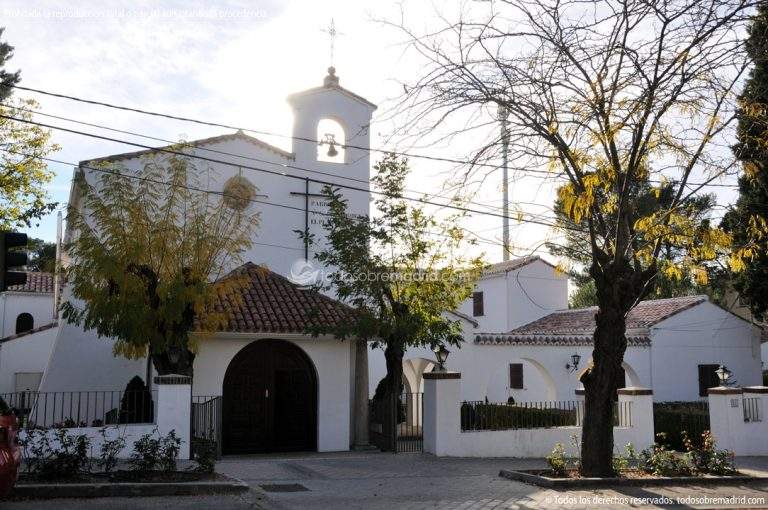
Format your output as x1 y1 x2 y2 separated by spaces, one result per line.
472 291 484 317
509 363 524 389
317 118 345 163
15 313 33 334
698 364 720 397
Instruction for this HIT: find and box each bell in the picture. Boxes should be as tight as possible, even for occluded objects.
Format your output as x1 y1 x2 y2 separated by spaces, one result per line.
327 141 338 158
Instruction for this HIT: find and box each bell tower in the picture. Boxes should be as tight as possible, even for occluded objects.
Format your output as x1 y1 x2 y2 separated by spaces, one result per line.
287 67 377 217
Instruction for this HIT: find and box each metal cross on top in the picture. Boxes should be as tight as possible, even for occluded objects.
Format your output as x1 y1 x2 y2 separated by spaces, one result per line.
321 18 344 66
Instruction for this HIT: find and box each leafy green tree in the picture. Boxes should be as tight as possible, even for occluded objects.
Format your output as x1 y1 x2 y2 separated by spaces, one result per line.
26 238 56 273
62 151 259 375
0 28 58 229
303 154 483 404
723 2 768 321
393 0 757 475
0 28 19 101
550 183 718 308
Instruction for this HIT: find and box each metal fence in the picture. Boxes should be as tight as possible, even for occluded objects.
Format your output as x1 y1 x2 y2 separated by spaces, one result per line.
653 401 710 450
460 400 632 431
397 392 422 453
368 392 424 453
744 397 762 423
461 400 580 431
191 395 223 458
0 390 156 429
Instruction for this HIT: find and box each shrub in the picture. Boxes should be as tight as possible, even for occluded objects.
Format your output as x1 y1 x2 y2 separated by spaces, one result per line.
193 438 217 473
21 428 91 481
683 431 736 475
638 436 692 477
129 432 162 472
159 430 181 472
129 429 181 472
97 427 126 473
546 443 567 476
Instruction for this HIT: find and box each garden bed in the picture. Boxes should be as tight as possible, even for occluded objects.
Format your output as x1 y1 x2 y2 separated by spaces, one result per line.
10 472 248 499
499 468 765 488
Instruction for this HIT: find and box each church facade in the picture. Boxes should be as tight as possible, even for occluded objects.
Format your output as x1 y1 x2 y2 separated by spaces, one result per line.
20 68 377 453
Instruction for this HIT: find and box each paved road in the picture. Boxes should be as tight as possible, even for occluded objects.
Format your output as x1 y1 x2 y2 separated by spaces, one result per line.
5 453 768 509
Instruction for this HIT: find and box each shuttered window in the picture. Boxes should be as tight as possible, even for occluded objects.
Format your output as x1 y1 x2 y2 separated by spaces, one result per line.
509 363 524 389
472 292 484 317
698 364 720 397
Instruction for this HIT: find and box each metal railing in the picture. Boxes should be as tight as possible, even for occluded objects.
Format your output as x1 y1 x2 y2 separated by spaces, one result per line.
744 397 762 423
460 400 632 431
461 400 580 431
653 401 710 450
0 390 156 429
191 395 223 458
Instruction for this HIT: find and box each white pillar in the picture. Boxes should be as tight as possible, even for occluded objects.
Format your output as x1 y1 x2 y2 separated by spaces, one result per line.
423 371 461 457
708 386 744 455
154 374 192 460
617 387 654 450
574 387 585 426
742 386 768 455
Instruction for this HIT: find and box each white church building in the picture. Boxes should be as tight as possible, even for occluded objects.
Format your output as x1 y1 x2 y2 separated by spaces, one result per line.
0 68 764 456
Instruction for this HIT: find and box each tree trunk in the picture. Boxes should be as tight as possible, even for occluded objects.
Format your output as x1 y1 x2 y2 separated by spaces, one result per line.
580 259 647 477
383 342 404 450
151 346 195 377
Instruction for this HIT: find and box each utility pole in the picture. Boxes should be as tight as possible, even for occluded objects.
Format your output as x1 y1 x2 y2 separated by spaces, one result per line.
498 105 511 261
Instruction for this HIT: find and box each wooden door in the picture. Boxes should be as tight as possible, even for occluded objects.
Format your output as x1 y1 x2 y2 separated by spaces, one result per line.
223 340 317 454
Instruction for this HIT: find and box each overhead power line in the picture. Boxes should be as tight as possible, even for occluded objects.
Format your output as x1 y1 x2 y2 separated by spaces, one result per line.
1 102 539 217
0 113 572 231
0 147 574 254
8 84 741 189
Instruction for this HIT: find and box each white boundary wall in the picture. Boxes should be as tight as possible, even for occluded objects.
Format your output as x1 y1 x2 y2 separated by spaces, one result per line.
424 372 654 458
708 386 768 456
18 374 192 459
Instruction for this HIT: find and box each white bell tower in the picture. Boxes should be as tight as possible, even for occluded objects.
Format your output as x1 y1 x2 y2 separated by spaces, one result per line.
287 67 377 218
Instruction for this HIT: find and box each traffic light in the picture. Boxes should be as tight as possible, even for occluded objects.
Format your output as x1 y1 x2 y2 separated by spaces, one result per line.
0 232 28 291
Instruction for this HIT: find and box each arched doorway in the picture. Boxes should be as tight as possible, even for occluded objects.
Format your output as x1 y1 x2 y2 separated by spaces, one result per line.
222 339 317 454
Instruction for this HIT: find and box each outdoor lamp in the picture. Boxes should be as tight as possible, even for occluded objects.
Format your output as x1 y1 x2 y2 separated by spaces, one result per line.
566 353 581 373
433 344 450 371
716 365 732 386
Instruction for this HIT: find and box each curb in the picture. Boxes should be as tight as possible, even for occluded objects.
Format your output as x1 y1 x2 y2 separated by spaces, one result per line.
499 469 768 488
11 475 250 499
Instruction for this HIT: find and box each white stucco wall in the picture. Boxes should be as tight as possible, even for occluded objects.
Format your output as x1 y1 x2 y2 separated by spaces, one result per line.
650 301 763 402
455 259 568 333
0 292 55 338
371 337 651 403
0 325 58 394
193 333 352 452
39 292 147 394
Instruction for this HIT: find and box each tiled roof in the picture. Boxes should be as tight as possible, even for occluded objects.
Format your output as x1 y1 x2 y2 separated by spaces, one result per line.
210 262 355 335
0 322 58 343
475 295 708 347
5 272 55 294
482 255 558 278
79 131 293 166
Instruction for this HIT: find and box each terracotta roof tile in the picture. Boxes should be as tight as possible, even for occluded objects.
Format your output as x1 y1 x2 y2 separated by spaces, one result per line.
474 295 708 346
210 262 354 335
5 272 55 294
510 295 707 335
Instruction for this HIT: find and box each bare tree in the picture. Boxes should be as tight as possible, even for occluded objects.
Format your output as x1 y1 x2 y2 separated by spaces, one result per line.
388 0 757 475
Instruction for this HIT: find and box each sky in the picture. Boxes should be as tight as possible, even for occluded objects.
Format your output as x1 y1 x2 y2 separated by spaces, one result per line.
0 0 742 267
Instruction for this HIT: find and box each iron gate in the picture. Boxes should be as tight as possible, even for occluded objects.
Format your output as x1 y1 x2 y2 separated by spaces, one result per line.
192 395 223 458
368 392 423 453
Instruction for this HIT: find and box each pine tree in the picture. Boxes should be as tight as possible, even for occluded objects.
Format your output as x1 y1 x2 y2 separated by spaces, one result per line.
0 28 20 101
724 3 768 320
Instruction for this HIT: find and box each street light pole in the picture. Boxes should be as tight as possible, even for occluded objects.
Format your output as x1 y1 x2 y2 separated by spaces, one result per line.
498 105 511 261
